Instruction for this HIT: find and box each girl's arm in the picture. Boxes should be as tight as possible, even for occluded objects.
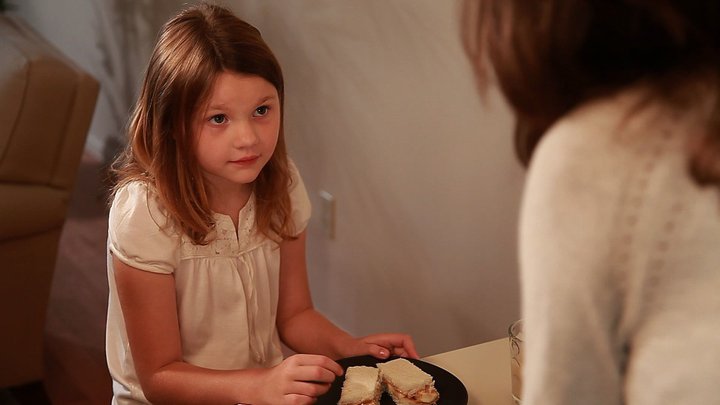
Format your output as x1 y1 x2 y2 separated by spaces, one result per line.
114 257 341 405
276 231 419 360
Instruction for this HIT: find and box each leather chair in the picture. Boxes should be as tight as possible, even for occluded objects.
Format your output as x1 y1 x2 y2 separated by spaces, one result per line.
0 14 99 388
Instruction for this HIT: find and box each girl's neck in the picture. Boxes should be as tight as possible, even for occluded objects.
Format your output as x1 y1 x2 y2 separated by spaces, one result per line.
208 184 253 230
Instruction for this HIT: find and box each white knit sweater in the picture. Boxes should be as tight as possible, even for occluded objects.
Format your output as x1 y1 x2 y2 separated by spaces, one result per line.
519 87 720 404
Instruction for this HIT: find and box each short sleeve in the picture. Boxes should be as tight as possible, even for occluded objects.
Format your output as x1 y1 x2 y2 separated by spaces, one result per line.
288 159 311 235
108 182 180 274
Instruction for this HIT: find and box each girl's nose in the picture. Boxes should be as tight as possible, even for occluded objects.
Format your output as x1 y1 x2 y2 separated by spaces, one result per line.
232 120 259 148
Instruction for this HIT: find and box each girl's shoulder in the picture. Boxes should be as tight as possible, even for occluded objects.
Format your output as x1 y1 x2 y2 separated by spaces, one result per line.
108 180 180 273
112 180 157 213
109 180 174 234
286 158 312 234
111 180 152 206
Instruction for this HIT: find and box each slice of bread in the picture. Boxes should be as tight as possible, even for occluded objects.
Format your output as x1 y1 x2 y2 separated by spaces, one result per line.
338 365 383 405
377 358 439 405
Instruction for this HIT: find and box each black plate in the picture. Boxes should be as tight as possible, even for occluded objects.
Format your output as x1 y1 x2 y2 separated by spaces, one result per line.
317 355 468 405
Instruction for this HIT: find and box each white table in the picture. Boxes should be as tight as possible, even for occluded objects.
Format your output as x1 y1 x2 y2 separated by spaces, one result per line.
423 338 513 405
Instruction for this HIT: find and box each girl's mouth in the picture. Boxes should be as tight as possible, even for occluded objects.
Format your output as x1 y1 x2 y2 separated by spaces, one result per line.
230 155 259 164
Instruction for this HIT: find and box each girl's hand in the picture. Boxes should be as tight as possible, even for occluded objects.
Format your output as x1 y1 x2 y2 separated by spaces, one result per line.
258 354 343 405
342 333 420 360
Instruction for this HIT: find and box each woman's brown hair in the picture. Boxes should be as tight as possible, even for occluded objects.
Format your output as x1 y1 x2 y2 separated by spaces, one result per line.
462 0 720 188
112 2 294 244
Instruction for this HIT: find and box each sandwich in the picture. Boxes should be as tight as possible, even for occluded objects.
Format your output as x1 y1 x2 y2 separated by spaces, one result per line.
338 365 384 405
377 358 440 405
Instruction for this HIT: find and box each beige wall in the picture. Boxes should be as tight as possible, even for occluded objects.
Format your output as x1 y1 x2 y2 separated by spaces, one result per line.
14 0 524 356
232 0 524 355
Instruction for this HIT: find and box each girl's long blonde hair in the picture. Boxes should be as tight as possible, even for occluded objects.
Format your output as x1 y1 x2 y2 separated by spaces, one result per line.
112 2 295 244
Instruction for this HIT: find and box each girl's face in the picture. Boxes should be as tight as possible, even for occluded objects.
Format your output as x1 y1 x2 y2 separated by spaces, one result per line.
194 71 280 197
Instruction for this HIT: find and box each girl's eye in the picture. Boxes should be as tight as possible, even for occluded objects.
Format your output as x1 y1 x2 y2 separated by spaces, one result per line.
209 114 227 124
253 106 270 117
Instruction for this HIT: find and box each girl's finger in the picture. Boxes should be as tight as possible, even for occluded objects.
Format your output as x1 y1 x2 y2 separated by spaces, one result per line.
392 347 408 357
282 393 316 405
288 354 343 376
367 343 391 359
287 381 332 398
294 365 339 384
365 334 420 359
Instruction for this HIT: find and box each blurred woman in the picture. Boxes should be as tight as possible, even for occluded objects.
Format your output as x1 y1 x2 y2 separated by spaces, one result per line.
463 1 720 404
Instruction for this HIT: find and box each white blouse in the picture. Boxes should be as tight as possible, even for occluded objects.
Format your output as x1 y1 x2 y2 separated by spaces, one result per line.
105 163 311 405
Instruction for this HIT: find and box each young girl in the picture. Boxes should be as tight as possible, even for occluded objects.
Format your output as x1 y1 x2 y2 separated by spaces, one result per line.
106 3 417 404
463 1 720 404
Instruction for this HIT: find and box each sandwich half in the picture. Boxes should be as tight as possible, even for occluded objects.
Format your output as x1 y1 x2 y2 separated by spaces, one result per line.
377 358 439 405
338 365 383 405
